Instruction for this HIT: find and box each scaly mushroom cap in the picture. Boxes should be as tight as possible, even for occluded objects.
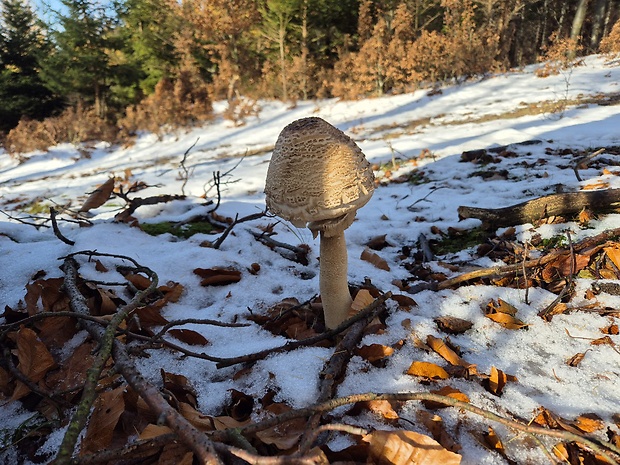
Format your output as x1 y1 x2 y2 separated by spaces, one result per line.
264 117 375 237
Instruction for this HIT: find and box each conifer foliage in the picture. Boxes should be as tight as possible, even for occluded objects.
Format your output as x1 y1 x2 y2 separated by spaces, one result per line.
0 0 619 149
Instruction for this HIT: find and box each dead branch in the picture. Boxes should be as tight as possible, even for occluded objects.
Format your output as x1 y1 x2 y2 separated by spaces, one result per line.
458 189 620 229
179 138 199 196
60 257 223 465
210 212 266 249
226 392 619 464
251 230 310 264
50 207 75 246
68 433 176 464
573 148 605 182
214 292 392 369
299 293 389 452
114 193 186 222
436 227 620 290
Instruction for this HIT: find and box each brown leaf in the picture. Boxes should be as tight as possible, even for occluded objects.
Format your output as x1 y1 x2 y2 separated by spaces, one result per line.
571 413 604 433
406 361 449 380
591 336 614 346
566 352 587 367
416 410 461 453
193 267 242 286
94 260 109 272
601 323 619 335
363 429 462 465
158 282 184 303
484 299 528 330
178 402 215 431
391 294 417 309
479 427 510 460
605 246 620 271
139 424 173 440
486 298 518 316
226 389 254 422
168 329 209 346
82 385 126 454
365 400 400 420
361 248 390 271
125 273 152 290
542 253 591 282
366 234 390 250
162 370 198 407
12 327 57 400
356 344 395 363
47 341 96 393
350 289 375 316
423 386 470 409
79 177 115 213
434 316 473 335
426 335 476 374
485 366 507 396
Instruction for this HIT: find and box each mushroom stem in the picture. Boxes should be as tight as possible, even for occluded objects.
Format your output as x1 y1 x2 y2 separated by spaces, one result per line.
319 231 353 329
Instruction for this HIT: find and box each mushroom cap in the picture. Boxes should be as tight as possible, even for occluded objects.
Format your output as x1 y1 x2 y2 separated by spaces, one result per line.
265 117 375 237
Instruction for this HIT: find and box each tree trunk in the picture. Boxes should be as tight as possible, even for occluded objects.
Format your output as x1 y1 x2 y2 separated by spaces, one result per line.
589 0 609 50
570 0 590 42
300 0 308 100
279 17 288 101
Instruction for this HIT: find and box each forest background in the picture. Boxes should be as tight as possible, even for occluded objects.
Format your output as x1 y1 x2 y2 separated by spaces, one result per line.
1 0 620 154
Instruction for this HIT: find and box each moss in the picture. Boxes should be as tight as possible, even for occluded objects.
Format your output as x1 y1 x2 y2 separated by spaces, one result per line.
431 227 489 255
140 221 215 239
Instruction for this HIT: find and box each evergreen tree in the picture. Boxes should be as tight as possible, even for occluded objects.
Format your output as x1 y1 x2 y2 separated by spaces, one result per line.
40 0 120 117
0 0 62 132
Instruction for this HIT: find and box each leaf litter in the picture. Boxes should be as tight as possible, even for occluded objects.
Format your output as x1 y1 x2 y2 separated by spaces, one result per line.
1 56 620 464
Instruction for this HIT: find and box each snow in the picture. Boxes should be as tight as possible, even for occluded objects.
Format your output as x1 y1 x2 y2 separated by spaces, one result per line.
2 55 620 464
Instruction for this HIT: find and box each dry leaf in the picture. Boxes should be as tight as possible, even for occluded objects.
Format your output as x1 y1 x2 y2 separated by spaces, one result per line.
406 361 449 380
416 410 462 453
423 386 470 409
356 344 395 363
605 246 620 270
566 352 587 367
193 267 242 286
365 400 400 420
363 429 462 465
168 329 209 346
434 316 473 335
361 248 390 271
484 299 528 330
591 335 614 346
366 234 390 250
426 335 476 374
125 273 152 290
391 294 417 309
350 289 375 315
162 370 197 407
178 402 215 431
82 385 126 454
571 413 604 433
79 177 115 212
12 327 57 400
486 366 507 396
601 323 619 335
139 424 173 440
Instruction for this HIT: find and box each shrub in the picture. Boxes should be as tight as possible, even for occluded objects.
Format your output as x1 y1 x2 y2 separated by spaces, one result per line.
120 70 212 136
599 19 620 57
5 104 117 157
536 32 584 77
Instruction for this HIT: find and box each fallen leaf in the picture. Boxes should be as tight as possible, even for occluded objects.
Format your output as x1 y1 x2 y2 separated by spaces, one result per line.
12 327 57 400
125 273 152 290
406 361 449 380
605 246 620 271
365 400 400 420
168 329 209 346
426 335 476 375
161 370 198 407
363 429 462 465
416 410 461 453
226 389 254 422
139 424 173 440
482 427 506 455
82 385 126 454
571 413 604 433
485 366 507 396
601 323 619 335
484 299 528 330
361 248 390 271
193 267 242 286
434 316 473 335
423 386 470 409
79 177 115 212
486 298 518 316
391 294 417 309
178 402 215 431
350 289 375 315
356 344 395 363
591 335 614 346
566 352 587 367
366 234 391 250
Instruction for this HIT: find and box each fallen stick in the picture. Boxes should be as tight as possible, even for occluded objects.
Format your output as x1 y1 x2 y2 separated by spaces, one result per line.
458 189 620 229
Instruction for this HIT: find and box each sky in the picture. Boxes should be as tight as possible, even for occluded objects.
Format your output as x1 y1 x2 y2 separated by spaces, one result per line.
1 55 620 464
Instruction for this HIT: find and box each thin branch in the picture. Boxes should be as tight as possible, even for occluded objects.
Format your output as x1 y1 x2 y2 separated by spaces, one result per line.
573 148 605 182
60 257 223 465
180 137 199 196
50 207 75 246
211 212 266 249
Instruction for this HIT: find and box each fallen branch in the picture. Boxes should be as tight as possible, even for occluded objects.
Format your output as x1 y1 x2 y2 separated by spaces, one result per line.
211 211 266 249
50 207 75 246
226 392 619 464
573 148 605 182
61 257 223 465
436 227 620 290
251 230 310 264
114 193 186 222
458 189 620 229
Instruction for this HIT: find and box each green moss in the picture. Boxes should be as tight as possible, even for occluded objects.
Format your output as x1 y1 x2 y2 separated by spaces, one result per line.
540 235 568 249
140 221 215 238
431 227 489 255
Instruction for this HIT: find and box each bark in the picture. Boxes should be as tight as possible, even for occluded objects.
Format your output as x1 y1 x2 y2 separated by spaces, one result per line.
570 0 590 42
458 189 620 229
590 0 610 49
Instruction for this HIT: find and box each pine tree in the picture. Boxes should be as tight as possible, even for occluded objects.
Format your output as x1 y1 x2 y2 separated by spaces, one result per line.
39 0 119 117
0 0 62 132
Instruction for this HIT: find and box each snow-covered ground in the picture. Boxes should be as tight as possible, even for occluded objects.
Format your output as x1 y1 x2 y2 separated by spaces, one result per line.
1 55 620 464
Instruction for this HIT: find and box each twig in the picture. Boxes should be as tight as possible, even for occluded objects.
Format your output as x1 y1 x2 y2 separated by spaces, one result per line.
251 230 310 264
225 392 620 464
208 171 222 213
114 194 186 222
180 138 199 196
573 148 605 182
211 212 265 249
214 292 392 369
60 257 223 465
50 207 75 246
522 241 530 305
56 257 159 464
68 433 176 464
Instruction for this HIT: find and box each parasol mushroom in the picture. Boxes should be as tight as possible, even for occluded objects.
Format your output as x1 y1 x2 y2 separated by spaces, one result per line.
264 117 375 329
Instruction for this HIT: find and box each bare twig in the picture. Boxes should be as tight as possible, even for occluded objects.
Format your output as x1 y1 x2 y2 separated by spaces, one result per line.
60 256 223 465
573 148 605 182
211 212 266 249
50 207 75 246
251 230 310 264
179 138 199 196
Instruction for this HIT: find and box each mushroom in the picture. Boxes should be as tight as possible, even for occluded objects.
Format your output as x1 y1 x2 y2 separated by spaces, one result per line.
264 117 375 329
